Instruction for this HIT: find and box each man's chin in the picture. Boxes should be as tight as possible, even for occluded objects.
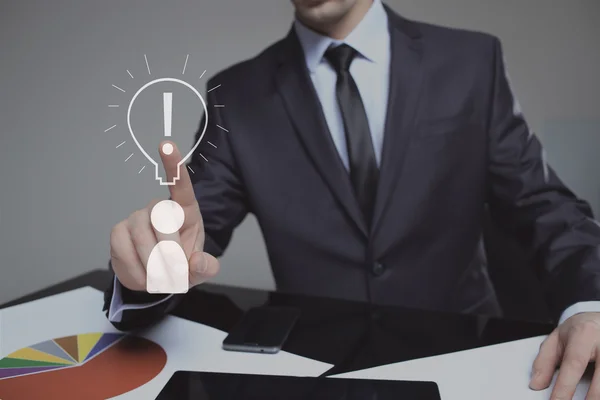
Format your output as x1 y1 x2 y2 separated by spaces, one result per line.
295 0 340 16
296 2 346 23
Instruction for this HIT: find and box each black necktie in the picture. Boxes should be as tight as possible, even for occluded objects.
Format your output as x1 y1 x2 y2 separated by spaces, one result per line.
325 44 379 226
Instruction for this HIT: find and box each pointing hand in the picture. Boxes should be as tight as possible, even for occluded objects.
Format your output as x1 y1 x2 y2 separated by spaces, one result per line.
110 141 220 292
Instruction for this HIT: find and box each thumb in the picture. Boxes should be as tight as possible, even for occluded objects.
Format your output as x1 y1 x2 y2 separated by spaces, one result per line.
188 251 220 287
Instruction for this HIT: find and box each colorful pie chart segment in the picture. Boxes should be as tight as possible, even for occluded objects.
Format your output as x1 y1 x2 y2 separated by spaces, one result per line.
0 357 70 369
30 339 77 363
5 347 74 366
0 333 167 399
77 332 103 361
0 365 66 380
83 332 122 361
53 336 79 362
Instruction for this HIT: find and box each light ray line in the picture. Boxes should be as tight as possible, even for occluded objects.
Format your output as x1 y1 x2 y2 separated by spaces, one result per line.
214 104 225 108
216 124 229 132
182 54 189 75
125 153 134 162
138 165 146 174
199 70 206 79
104 125 117 132
116 141 126 148
207 141 217 148
199 153 208 162
112 84 126 93
108 105 119 108
127 70 134 79
144 54 151 75
207 84 221 93
187 165 195 174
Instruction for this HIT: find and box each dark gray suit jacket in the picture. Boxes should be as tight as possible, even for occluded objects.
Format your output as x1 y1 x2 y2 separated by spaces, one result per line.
104 6 600 330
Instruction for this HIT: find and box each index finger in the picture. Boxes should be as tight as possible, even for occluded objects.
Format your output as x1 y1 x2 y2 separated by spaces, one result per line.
159 141 196 207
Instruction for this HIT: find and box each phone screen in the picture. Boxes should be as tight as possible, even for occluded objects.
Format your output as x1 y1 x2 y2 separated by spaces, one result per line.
222 307 300 353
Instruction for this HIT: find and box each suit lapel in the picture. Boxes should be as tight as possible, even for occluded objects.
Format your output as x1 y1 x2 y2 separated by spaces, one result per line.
275 30 369 237
372 10 425 236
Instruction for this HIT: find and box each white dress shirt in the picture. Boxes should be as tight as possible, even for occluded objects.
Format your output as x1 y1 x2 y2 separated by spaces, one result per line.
109 0 597 324
293 0 390 169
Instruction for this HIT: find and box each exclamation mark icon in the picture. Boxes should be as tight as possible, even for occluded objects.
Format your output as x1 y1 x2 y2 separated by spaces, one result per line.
161 92 174 156
163 92 172 138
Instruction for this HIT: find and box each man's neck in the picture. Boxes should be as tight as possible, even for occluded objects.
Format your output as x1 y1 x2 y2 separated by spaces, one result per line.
296 0 374 40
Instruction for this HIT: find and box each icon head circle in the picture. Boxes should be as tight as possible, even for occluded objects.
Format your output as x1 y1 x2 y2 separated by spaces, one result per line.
151 200 185 235
127 77 208 186
162 142 174 155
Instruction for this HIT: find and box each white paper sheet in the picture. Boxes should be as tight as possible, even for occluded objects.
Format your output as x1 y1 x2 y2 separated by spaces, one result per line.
332 335 591 400
0 287 332 399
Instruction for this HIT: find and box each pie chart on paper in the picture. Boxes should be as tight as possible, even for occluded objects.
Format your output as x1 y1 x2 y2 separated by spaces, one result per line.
0 332 167 399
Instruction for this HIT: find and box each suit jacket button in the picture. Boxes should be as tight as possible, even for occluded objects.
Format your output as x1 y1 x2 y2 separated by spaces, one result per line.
372 262 385 276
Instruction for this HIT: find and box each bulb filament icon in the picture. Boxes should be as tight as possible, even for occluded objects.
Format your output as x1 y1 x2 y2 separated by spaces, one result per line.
127 78 208 186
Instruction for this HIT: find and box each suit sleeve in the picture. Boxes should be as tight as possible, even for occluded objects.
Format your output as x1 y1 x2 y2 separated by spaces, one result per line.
103 78 250 331
486 37 600 321
188 78 250 257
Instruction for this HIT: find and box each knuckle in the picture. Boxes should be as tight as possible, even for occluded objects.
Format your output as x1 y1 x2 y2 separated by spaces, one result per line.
130 209 147 223
147 199 161 211
192 255 207 276
580 320 600 334
110 222 127 246
570 320 600 340
538 333 557 353
204 265 218 279
129 223 149 245
564 356 588 371
128 212 150 242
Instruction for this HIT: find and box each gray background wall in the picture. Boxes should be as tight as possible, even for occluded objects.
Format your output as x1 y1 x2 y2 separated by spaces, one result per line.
0 0 598 304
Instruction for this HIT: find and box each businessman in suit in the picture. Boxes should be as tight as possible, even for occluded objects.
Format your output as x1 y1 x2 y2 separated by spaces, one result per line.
105 0 600 397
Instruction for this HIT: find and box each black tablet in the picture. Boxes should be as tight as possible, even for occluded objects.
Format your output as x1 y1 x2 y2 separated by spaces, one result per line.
155 371 441 400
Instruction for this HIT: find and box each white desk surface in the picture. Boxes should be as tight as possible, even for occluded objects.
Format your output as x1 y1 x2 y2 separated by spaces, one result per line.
334 332 591 399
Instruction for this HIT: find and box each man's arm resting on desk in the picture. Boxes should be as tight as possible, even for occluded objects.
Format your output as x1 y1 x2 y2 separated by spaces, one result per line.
484 37 600 399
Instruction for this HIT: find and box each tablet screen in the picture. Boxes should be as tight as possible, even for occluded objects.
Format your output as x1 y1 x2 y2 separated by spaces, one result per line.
156 371 441 400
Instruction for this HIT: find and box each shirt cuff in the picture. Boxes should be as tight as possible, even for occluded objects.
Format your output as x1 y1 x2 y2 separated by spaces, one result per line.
559 301 600 325
108 276 174 323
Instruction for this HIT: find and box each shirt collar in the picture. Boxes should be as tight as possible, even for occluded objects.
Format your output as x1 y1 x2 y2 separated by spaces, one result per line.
294 0 389 73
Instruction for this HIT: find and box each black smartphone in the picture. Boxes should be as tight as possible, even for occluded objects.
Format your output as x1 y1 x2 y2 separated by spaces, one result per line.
222 306 300 354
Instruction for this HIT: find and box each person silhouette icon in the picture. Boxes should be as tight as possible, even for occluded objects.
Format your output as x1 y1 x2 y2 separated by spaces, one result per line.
146 199 189 294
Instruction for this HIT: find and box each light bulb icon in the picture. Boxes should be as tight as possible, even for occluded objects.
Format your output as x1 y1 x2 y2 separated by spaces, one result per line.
127 77 208 185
